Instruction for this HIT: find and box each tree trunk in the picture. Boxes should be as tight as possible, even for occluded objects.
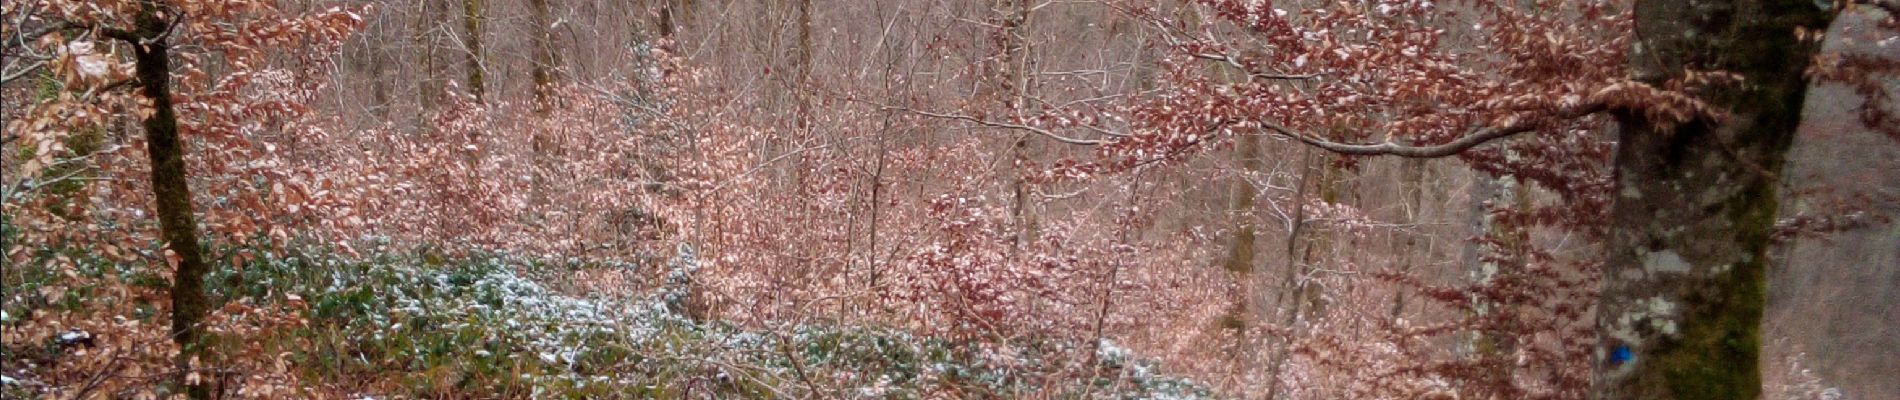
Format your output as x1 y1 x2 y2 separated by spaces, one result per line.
528 0 562 114
460 0 486 102
1469 171 1530 393
1216 129 1261 351
792 0 813 130
988 0 1040 257
1264 148 1343 400
1594 1 1834 399
127 3 211 398
414 0 447 120
1388 158 1427 320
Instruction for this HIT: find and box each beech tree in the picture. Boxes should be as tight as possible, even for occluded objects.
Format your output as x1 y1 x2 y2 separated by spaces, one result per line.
3 0 359 396
1101 0 1895 398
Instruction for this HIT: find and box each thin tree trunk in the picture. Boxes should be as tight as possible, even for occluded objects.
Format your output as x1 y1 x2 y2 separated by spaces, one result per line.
527 0 561 211
1468 171 1530 393
1262 147 1321 400
989 0 1039 257
1593 1 1834 398
1389 158 1427 320
415 0 446 120
792 0 813 129
460 0 486 102
528 0 562 114
1216 130 1262 343
125 3 211 398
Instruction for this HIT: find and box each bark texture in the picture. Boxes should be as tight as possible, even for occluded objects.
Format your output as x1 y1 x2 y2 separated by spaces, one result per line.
527 0 562 114
126 2 211 398
414 0 447 117
1594 1 1835 399
460 0 486 102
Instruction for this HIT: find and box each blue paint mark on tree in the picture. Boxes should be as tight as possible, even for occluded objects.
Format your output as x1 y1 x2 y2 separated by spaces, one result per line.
1611 345 1634 365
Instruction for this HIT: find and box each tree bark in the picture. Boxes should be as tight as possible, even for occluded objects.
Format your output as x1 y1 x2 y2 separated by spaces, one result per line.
1216 130 1262 367
528 0 562 115
414 0 447 119
125 2 211 398
988 0 1040 257
1593 1 1834 399
1469 170 1530 393
460 0 486 102
792 0 813 130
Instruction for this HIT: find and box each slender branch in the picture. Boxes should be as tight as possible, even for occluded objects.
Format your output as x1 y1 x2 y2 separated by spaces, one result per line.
1189 52 1322 81
1259 102 1609 158
1 59 46 84
878 105 1106 145
773 332 832 400
4 21 69 52
98 10 183 45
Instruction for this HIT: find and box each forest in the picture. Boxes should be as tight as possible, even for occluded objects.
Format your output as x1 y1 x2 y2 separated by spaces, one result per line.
2 0 1898 399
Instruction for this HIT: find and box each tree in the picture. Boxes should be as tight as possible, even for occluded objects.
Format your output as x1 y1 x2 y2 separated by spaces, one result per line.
461 0 487 103
1123 0 1890 398
528 0 563 114
1005 0 1892 397
415 0 450 118
1254 1 1842 397
1591 2 1833 398
3 1 360 397
105 3 212 397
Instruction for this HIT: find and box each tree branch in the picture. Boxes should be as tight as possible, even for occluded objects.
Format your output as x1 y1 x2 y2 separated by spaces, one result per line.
1260 102 1609 158
878 105 1106 145
0 59 45 84
1189 52 1322 81
5 20 71 52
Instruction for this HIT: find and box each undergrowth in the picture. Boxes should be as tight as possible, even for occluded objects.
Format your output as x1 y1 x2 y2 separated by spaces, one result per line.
2 237 1211 399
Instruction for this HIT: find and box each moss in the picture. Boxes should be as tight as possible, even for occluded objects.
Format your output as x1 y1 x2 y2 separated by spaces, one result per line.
1222 228 1256 273
1651 163 1780 399
1654 255 1763 400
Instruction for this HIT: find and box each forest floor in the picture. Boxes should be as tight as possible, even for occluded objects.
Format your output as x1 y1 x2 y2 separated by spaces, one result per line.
1 243 1211 399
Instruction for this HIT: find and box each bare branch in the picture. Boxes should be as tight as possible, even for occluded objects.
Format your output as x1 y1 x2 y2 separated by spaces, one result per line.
4 21 69 53
1189 52 1321 81
878 105 1106 145
2 59 46 84
1260 102 1609 158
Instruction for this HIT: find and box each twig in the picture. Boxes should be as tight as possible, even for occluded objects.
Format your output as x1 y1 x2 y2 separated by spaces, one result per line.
773 331 832 399
875 103 1107 145
1189 52 1323 82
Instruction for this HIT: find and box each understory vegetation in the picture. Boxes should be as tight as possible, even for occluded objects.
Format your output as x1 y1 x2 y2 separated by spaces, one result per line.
2 235 1209 398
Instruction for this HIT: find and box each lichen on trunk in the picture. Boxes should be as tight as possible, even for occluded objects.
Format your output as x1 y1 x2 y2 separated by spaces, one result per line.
125 2 212 397
1593 1 1834 399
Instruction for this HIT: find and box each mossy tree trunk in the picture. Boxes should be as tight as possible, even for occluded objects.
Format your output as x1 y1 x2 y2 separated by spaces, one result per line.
527 0 562 115
1216 126 1261 347
459 0 486 103
1594 1 1834 399
118 2 212 398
